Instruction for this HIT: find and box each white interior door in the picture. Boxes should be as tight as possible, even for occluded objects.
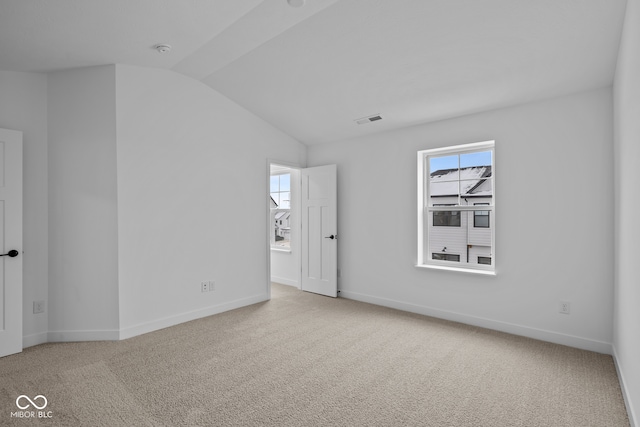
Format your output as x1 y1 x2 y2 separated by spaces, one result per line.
0 128 23 358
301 165 337 297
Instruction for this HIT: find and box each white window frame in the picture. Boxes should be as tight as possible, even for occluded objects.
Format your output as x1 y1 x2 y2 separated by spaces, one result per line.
417 140 495 275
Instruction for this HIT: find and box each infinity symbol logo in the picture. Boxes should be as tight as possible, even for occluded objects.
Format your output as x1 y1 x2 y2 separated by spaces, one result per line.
16 395 48 410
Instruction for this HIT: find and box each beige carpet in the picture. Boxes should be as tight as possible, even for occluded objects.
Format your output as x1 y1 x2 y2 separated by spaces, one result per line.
0 284 630 426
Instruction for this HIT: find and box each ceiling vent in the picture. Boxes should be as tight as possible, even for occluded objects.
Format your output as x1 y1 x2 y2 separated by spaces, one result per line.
154 44 172 54
355 114 382 125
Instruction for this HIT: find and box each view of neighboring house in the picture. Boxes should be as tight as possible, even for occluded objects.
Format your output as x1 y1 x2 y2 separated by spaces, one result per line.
274 211 291 245
429 165 493 265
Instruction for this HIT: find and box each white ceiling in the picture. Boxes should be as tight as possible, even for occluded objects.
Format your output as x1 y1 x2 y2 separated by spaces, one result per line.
0 0 628 145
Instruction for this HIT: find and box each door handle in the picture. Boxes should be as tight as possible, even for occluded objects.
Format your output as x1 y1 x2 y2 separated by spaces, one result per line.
324 235 337 240
0 250 19 257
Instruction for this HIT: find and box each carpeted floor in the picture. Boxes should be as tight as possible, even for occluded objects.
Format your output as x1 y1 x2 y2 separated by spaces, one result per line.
0 283 630 426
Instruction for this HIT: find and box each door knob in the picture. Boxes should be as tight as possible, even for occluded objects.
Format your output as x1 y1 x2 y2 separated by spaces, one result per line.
0 250 19 257
324 235 337 240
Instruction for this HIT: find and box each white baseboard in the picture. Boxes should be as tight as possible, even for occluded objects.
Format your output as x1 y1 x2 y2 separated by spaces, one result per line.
23 332 48 348
613 346 637 427
339 289 613 355
47 329 120 342
119 293 267 340
23 294 268 346
271 277 299 288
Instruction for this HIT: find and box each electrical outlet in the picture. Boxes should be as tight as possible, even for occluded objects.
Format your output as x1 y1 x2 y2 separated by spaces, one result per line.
33 300 45 314
209 280 215 291
559 301 570 314
201 281 209 292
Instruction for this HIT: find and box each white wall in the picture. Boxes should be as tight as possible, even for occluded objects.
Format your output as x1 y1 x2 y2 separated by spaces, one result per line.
271 167 301 287
0 71 49 347
613 0 640 424
115 65 307 337
47 66 120 340
18 62 307 344
308 87 614 353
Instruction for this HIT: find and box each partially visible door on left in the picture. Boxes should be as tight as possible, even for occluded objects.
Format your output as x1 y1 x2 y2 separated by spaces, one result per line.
0 128 23 358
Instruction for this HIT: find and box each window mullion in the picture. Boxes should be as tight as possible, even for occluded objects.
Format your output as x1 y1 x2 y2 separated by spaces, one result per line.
428 205 493 211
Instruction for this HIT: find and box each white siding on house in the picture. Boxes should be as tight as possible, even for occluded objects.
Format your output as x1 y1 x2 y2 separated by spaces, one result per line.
428 206 466 260
467 226 491 248
428 193 492 265
469 246 492 264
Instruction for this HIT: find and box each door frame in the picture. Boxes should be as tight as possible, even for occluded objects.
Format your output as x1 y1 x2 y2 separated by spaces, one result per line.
266 159 302 300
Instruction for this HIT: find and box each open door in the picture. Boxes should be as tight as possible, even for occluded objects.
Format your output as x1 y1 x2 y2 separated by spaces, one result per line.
0 128 23 358
301 165 337 297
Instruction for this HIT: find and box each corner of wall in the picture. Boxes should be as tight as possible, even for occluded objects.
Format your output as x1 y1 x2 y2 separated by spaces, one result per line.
613 345 638 427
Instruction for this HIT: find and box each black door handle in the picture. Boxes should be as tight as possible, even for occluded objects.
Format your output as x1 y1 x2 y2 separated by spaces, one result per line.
0 250 19 257
324 235 337 240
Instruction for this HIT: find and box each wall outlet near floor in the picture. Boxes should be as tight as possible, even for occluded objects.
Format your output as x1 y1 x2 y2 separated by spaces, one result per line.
201 281 215 292
559 301 571 314
33 300 46 314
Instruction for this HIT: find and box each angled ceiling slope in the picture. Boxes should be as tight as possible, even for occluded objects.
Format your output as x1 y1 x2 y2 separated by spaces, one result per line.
201 0 627 145
0 0 628 145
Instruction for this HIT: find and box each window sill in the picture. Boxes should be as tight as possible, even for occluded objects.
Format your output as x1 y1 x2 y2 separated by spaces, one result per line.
271 247 292 253
415 263 496 276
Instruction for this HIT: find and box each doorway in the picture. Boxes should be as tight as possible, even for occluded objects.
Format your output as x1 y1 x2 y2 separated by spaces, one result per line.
269 163 301 293
267 161 338 299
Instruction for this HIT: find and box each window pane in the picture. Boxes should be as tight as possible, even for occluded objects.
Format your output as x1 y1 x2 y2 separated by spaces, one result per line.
460 151 491 169
428 210 492 265
429 181 459 200
430 155 458 175
478 256 491 265
474 211 489 228
270 192 280 207
270 175 279 193
432 253 460 262
273 209 291 248
280 174 290 191
433 211 460 227
279 192 291 209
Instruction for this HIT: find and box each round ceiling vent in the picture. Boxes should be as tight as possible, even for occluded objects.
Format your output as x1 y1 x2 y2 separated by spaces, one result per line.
154 44 172 54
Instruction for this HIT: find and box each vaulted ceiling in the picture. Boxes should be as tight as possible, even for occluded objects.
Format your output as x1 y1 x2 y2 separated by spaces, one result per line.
0 0 628 145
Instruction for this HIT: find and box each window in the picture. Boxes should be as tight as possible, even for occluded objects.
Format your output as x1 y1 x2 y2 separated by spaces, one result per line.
270 173 290 209
433 205 460 227
432 253 460 262
474 203 490 228
417 141 495 273
271 173 291 249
